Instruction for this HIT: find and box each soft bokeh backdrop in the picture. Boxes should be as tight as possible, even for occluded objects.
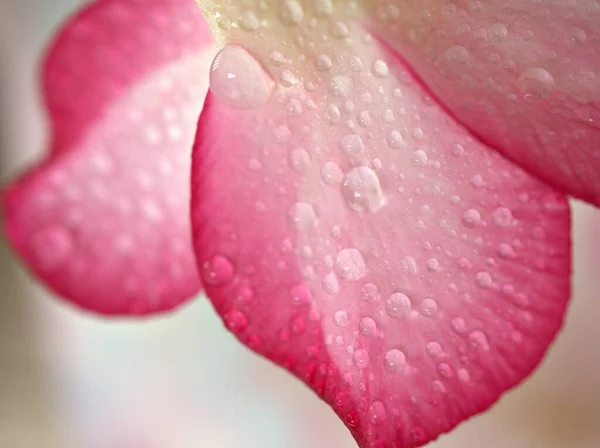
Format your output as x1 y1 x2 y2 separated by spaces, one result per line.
0 1 599 447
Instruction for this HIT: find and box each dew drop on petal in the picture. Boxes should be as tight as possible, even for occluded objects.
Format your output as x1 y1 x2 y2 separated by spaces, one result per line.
201 255 235 285
341 166 385 213
334 247 367 281
210 45 274 109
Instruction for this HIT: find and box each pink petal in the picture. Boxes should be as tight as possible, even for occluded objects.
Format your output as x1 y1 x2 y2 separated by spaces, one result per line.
192 41 571 447
367 0 600 206
3 0 215 315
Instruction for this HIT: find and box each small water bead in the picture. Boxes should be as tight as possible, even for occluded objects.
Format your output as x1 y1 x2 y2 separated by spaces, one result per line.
457 368 471 382
210 46 273 109
269 50 287 66
426 341 443 357
313 0 334 17
358 317 377 336
321 161 344 184
235 285 254 303
420 299 438 317
358 111 372 127
224 308 249 332
361 283 379 301
322 272 340 294
386 293 411 318
331 20 349 38
341 166 385 213
288 202 317 229
489 23 508 42
201 255 234 285
288 148 310 172
350 56 364 72
286 98 303 115
334 310 349 327
411 150 428 166
382 109 395 122
353 349 370 368
330 76 353 96
324 104 341 123
518 67 555 100
335 248 367 281
493 206 513 227
462 208 482 227
31 227 73 270
280 70 297 87
386 130 405 149
497 243 516 258
238 10 260 32
438 363 454 378
476 271 493 289
469 330 490 351
372 59 389 77
451 317 467 333
444 45 469 64
290 283 312 305
315 54 333 72
279 0 305 25
369 401 387 424
402 256 418 273
384 349 406 372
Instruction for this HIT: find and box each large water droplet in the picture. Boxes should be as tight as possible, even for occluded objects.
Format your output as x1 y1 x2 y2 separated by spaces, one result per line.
384 349 406 372
210 46 273 109
386 293 411 318
288 202 317 229
334 248 367 281
341 166 385 213
518 67 555 100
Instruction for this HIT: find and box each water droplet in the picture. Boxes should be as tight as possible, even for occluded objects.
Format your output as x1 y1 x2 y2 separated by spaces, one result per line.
334 248 367 281
457 368 470 382
279 0 304 25
201 255 234 285
235 285 254 303
475 271 493 288
322 272 340 294
372 59 389 77
31 227 72 270
386 293 411 318
341 166 385 213
353 349 370 368
386 130 405 149
411 150 428 166
324 104 341 123
420 299 438 317
289 148 310 172
330 76 353 96
493 207 513 227
384 349 406 372
518 67 555 100
488 23 508 42
315 54 333 72
369 401 387 424
426 341 443 357
462 208 482 227
331 20 349 38
445 45 469 64
361 283 379 301
451 317 467 333
469 330 490 351
339 134 365 157
238 10 260 32
290 283 312 305
288 202 317 229
438 363 454 378
224 308 249 332
334 310 349 327
321 161 344 184
210 46 273 109
359 317 377 336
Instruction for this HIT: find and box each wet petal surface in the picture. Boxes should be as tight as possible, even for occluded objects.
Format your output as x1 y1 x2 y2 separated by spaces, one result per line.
3 0 215 315
191 20 571 447
364 0 600 205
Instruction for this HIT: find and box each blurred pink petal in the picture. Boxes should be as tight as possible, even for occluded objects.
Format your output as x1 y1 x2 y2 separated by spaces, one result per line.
192 40 571 447
368 0 600 206
3 0 215 315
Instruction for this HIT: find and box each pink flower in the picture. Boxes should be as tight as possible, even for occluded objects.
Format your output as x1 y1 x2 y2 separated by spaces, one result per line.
3 0 599 446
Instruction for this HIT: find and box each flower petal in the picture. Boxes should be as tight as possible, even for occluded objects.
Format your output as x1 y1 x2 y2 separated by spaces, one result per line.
3 0 215 315
365 0 600 205
192 34 571 448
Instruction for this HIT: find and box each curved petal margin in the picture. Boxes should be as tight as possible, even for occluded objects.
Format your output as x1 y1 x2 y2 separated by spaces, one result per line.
3 0 215 315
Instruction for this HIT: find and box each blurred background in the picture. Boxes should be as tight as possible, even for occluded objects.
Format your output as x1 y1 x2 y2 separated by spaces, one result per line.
1 1 599 447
